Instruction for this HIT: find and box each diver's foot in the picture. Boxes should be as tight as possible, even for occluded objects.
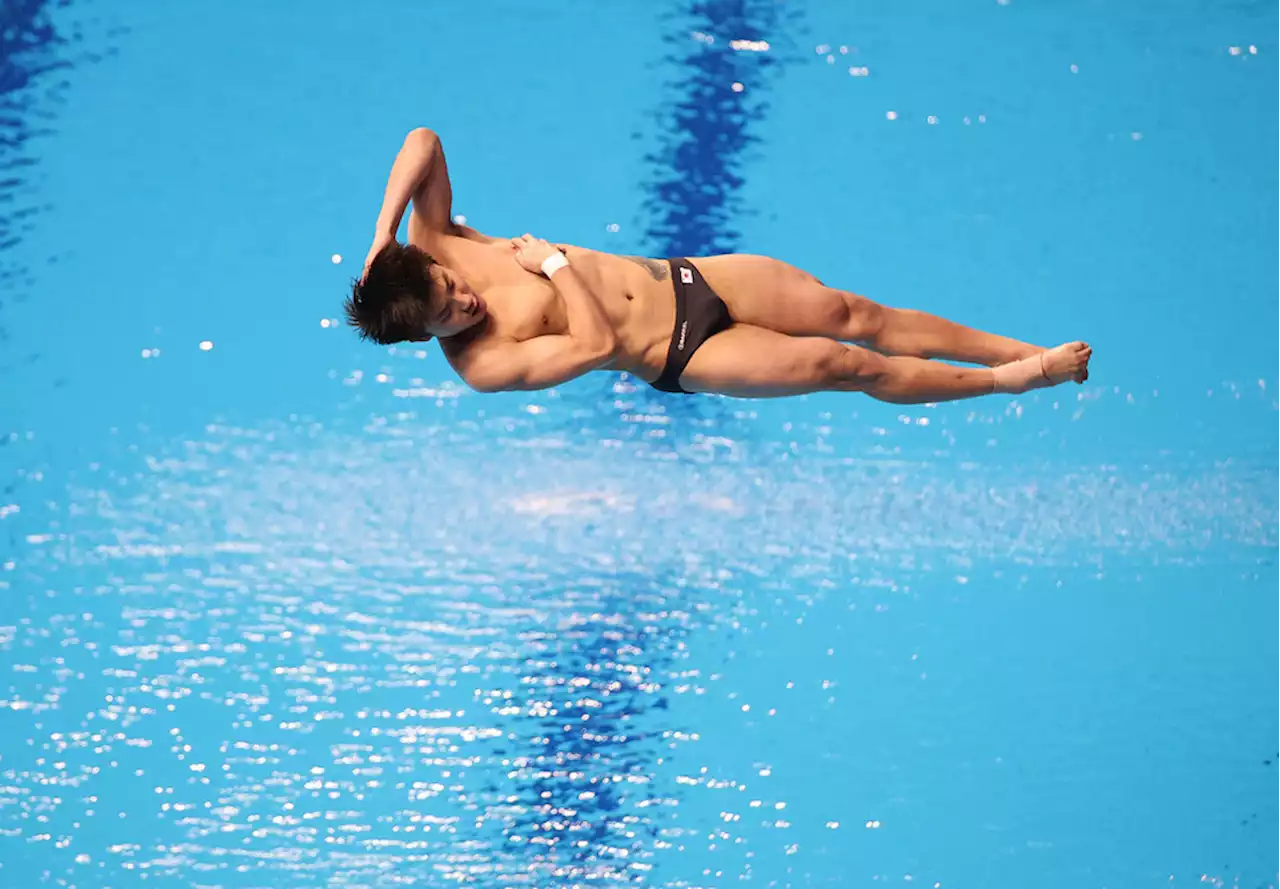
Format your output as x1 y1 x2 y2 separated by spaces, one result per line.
1041 341 1092 384
992 342 1091 393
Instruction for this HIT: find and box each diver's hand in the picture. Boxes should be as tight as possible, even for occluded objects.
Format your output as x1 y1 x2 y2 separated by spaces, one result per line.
362 231 396 282
509 234 563 274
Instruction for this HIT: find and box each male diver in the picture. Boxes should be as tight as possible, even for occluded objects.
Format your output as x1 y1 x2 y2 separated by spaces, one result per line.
346 128 1091 401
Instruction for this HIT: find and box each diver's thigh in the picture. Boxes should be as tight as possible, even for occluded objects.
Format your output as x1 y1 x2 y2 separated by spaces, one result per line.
678 325 849 398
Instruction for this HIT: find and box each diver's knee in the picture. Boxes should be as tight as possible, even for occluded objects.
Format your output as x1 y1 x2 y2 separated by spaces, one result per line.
841 292 886 343
824 343 885 391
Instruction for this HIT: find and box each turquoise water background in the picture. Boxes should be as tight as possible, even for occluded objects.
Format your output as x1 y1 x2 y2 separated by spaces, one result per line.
0 1 1276 886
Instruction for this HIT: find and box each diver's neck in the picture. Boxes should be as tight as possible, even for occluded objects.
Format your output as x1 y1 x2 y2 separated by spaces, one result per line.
443 314 491 348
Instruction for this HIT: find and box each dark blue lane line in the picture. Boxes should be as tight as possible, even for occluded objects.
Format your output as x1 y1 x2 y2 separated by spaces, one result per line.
633 2 803 429
476 568 694 880
556 1 803 441
641 0 800 259
479 5 805 874
0 0 116 367
1 1 76 343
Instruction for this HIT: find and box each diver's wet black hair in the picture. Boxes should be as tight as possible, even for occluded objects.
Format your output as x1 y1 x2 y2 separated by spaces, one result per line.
344 242 439 344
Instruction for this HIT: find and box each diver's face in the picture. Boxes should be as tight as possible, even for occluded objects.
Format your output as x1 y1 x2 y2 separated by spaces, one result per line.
423 265 487 338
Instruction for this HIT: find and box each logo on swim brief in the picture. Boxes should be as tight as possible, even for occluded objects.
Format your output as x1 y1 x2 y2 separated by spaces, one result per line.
677 320 688 350
680 267 693 284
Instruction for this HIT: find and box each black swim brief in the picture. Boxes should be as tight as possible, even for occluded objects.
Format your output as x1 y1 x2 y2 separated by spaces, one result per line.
650 258 733 394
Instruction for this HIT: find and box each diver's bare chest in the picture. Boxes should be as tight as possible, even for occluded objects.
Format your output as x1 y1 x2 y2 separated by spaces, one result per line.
424 227 575 342
481 284 564 342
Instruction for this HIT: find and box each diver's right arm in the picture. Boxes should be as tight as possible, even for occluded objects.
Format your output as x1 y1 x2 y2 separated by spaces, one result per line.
455 236 618 393
457 334 617 392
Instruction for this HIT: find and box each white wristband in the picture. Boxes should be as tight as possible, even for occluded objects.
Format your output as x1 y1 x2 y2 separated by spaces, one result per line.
541 252 570 278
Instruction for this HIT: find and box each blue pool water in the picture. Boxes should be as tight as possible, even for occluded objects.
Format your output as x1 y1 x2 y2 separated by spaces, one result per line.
1 1 1276 886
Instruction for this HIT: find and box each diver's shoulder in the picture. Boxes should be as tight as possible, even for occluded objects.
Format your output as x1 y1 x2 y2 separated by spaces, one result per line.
449 223 502 245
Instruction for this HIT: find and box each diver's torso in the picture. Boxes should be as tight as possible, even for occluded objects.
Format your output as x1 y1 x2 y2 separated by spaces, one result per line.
418 224 680 381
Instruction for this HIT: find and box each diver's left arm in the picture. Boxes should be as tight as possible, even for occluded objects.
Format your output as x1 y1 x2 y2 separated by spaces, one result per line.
362 129 453 275
374 127 452 236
